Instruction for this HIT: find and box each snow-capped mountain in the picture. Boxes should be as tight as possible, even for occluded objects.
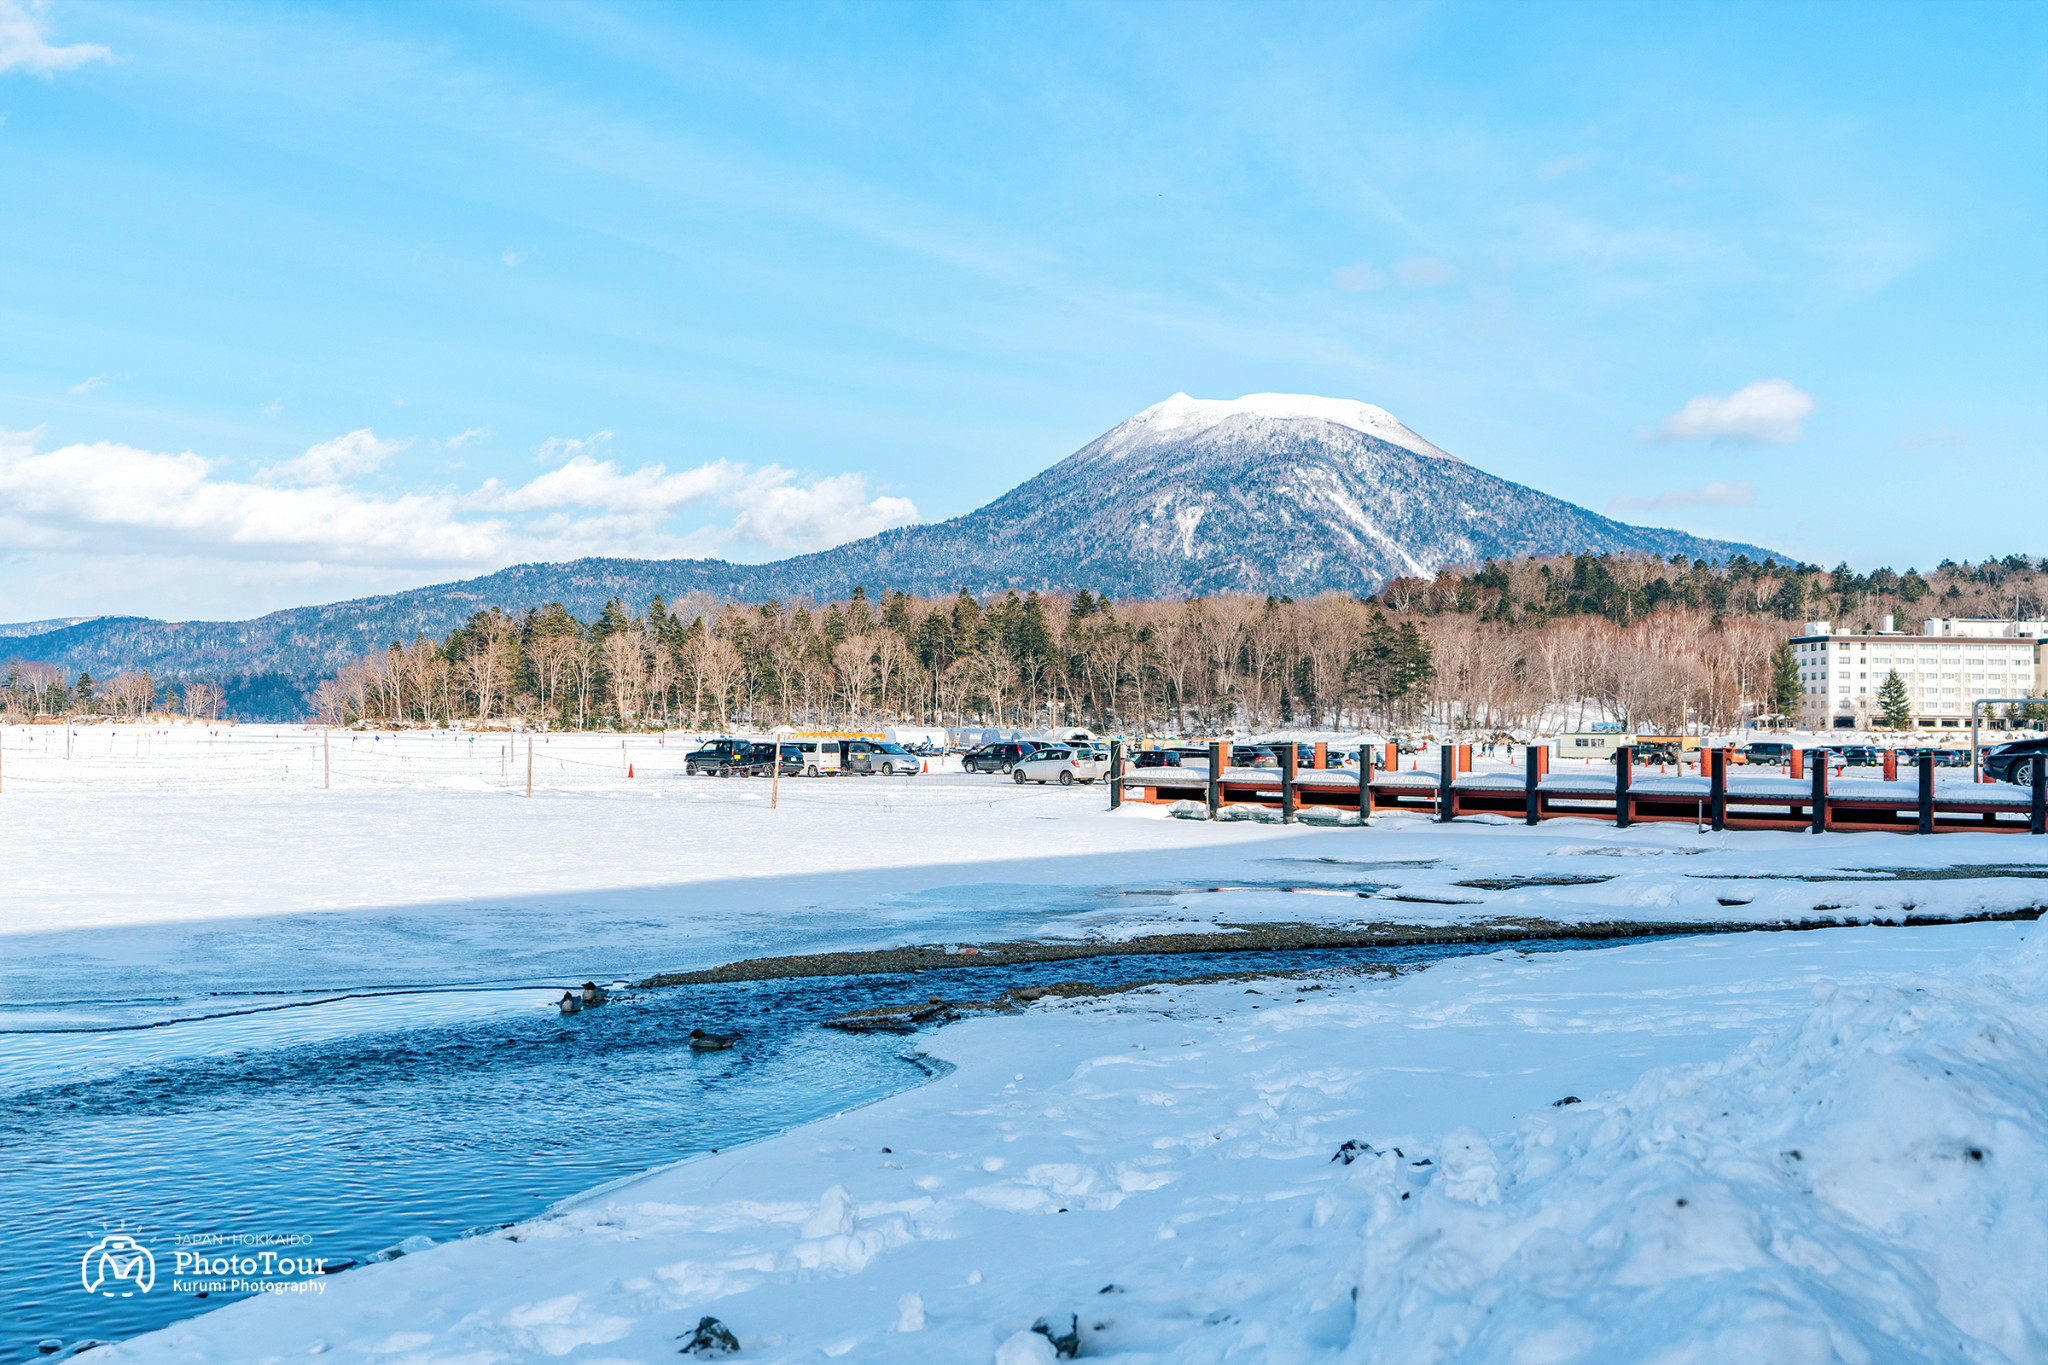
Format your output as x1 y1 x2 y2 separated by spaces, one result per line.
10 393 1780 697
773 390 1775 597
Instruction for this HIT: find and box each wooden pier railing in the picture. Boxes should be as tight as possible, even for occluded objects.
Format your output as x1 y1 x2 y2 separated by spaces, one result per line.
1108 742 2048 835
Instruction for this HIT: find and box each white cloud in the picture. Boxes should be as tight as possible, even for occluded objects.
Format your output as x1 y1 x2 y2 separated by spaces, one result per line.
484 453 741 516
0 427 497 567
257 429 410 485
1646 379 1814 444
1394 257 1456 286
1336 259 1456 291
730 472 918 551
1608 481 1754 514
537 430 614 465
1333 263 1383 291
1535 151 1599 181
69 374 105 394
0 426 919 589
1893 425 1967 451
0 0 111 76
444 425 490 449
501 248 536 266
479 454 918 551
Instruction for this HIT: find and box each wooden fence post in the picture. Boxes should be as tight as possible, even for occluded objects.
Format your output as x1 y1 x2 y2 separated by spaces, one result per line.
1811 754 1829 834
1710 748 1727 831
1790 747 1803 780
1280 745 1296 824
1207 741 1223 820
1883 748 1897 782
1438 744 1455 822
2032 756 2045 835
1357 745 1372 819
1109 741 1123 810
1614 745 1633 828
1917 752 1934 834
1313 741 1327 770
1525 742 1542 825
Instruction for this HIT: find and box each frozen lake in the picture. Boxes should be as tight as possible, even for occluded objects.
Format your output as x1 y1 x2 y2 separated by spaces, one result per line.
6 725 2045 1361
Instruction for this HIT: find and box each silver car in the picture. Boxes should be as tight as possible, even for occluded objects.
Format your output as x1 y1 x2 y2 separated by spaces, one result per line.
1013 746 1105 786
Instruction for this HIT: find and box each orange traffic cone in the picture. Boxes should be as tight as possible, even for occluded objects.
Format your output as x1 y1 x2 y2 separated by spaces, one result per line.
628 764 634 778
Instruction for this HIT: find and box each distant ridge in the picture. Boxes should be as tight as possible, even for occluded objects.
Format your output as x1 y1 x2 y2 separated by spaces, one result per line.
6 392 1782 705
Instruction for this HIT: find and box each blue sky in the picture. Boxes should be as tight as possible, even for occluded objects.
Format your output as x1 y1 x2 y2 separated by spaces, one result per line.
1 0 2042 621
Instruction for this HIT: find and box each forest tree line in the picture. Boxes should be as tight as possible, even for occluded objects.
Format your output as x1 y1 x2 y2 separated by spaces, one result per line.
6 552 2043 735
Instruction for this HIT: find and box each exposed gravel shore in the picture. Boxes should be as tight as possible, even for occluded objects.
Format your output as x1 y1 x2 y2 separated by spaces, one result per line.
636 907 2042 987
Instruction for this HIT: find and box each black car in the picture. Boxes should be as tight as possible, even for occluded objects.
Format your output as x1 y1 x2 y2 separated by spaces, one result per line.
685 739 756 776
1837 746 1882 766
1983 737 2048 786
1132 749 1182 768
1900 746 1971 769
963 741 1040 774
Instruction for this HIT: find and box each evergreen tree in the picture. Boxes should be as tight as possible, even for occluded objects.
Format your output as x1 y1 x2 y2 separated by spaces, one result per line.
882 591 914 636
1769 641 1801 715
949 590 984 654
1770 575 1808 621
1350 610 1434 724
911 609 952 672
1393 622 1434 700
75 671 96 711
1876 669 1913 730
1009 592 1057 668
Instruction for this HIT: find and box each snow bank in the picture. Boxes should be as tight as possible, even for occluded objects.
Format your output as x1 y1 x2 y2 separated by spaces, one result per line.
1346 931 2048 1362
95 924 2046 1364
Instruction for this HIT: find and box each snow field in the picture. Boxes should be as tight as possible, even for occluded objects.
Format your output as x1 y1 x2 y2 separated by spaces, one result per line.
97 922 2041 1363
1350 931 2048 1364
14 724 2048 1360
5 724 2046 1021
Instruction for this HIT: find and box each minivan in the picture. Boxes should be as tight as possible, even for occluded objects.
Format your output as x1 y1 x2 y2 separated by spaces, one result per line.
784 738 842 776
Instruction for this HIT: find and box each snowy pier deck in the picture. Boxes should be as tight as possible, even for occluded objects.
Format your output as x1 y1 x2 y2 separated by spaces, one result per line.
1119 745 2048 835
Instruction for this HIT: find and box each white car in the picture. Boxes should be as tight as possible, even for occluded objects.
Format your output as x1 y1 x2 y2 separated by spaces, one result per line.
1013 746 1105 786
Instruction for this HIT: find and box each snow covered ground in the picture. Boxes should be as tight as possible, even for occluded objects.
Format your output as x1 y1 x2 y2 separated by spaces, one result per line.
9 724 2048 1361
5 725 2043 1025
94 922 2048 1364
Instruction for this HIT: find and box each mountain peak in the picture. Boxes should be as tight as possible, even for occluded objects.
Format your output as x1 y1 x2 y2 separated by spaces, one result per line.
1119 391 1458 463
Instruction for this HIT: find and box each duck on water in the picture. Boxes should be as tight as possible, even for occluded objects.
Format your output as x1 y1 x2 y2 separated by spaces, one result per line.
558 982 612 1015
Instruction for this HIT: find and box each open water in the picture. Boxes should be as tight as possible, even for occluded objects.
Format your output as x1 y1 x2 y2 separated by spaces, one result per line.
0 936 1671 1359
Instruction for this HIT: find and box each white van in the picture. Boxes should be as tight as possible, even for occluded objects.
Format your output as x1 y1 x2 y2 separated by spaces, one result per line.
785 738 842 776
